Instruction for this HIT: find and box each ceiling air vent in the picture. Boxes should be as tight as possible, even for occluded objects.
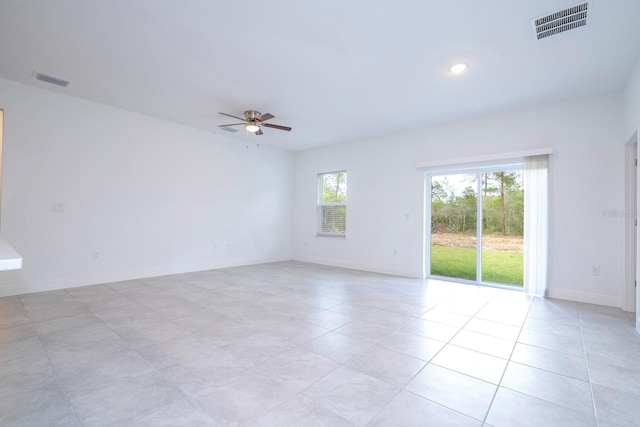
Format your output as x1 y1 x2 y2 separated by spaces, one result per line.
34 72 70 87
532 2 589 40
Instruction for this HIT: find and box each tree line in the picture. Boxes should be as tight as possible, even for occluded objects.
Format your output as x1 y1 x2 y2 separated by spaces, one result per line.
431 172 523 236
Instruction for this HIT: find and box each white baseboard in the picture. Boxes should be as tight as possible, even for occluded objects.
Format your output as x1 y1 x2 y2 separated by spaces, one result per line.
0 255 292 297
293 256 423 279
548 287 622 308
4 257 622 311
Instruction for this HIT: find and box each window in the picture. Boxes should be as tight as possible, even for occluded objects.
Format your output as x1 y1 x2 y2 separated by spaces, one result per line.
317 171 347 236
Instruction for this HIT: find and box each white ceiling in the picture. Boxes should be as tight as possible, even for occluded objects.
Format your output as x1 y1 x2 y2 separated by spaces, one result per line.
1 1 639 151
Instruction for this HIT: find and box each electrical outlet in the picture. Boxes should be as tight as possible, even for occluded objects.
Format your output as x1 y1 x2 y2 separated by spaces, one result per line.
92 251 99 260
592 266 600 276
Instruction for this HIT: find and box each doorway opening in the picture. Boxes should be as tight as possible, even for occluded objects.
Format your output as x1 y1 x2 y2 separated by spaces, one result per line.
428 166 524 288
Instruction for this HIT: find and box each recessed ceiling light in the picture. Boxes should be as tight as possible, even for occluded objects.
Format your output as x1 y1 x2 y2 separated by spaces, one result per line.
449 63 467 74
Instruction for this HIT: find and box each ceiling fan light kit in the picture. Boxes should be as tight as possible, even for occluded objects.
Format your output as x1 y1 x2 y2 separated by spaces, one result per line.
218 110 292 136
245 122 260 133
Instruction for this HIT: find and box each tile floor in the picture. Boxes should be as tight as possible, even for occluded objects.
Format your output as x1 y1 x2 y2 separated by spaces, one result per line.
1 261 640 426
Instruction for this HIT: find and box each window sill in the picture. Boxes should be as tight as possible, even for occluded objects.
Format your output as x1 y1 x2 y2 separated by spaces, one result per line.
316 233 346 238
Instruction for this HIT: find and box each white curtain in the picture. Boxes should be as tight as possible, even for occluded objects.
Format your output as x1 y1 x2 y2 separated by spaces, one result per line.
523 155 549 296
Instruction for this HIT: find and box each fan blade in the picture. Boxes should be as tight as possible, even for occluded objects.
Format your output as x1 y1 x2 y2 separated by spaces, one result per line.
263 123 292 132
218 112 247 122
257 113 275 122
218 123 245 127
255 128 264 135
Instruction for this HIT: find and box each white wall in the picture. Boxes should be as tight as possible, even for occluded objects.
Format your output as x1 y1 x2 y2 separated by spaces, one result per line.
293 93 625 307
0 78 293 297
624 57 640 139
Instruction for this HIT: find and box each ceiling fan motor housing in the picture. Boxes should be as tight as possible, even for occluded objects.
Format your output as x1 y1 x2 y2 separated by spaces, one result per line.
244 110 262 120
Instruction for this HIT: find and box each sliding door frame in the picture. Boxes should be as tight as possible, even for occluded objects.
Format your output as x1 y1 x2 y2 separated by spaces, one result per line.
425 162 523 289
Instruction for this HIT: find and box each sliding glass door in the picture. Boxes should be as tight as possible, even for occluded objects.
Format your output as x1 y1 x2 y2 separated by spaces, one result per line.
429 166 524 287
430 173 478 281
480 171 524 285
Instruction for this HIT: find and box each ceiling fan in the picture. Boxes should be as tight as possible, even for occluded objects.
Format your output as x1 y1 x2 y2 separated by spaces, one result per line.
218 110 292 135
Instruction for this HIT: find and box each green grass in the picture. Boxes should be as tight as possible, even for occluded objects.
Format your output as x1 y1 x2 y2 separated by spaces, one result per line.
430 246 523 286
